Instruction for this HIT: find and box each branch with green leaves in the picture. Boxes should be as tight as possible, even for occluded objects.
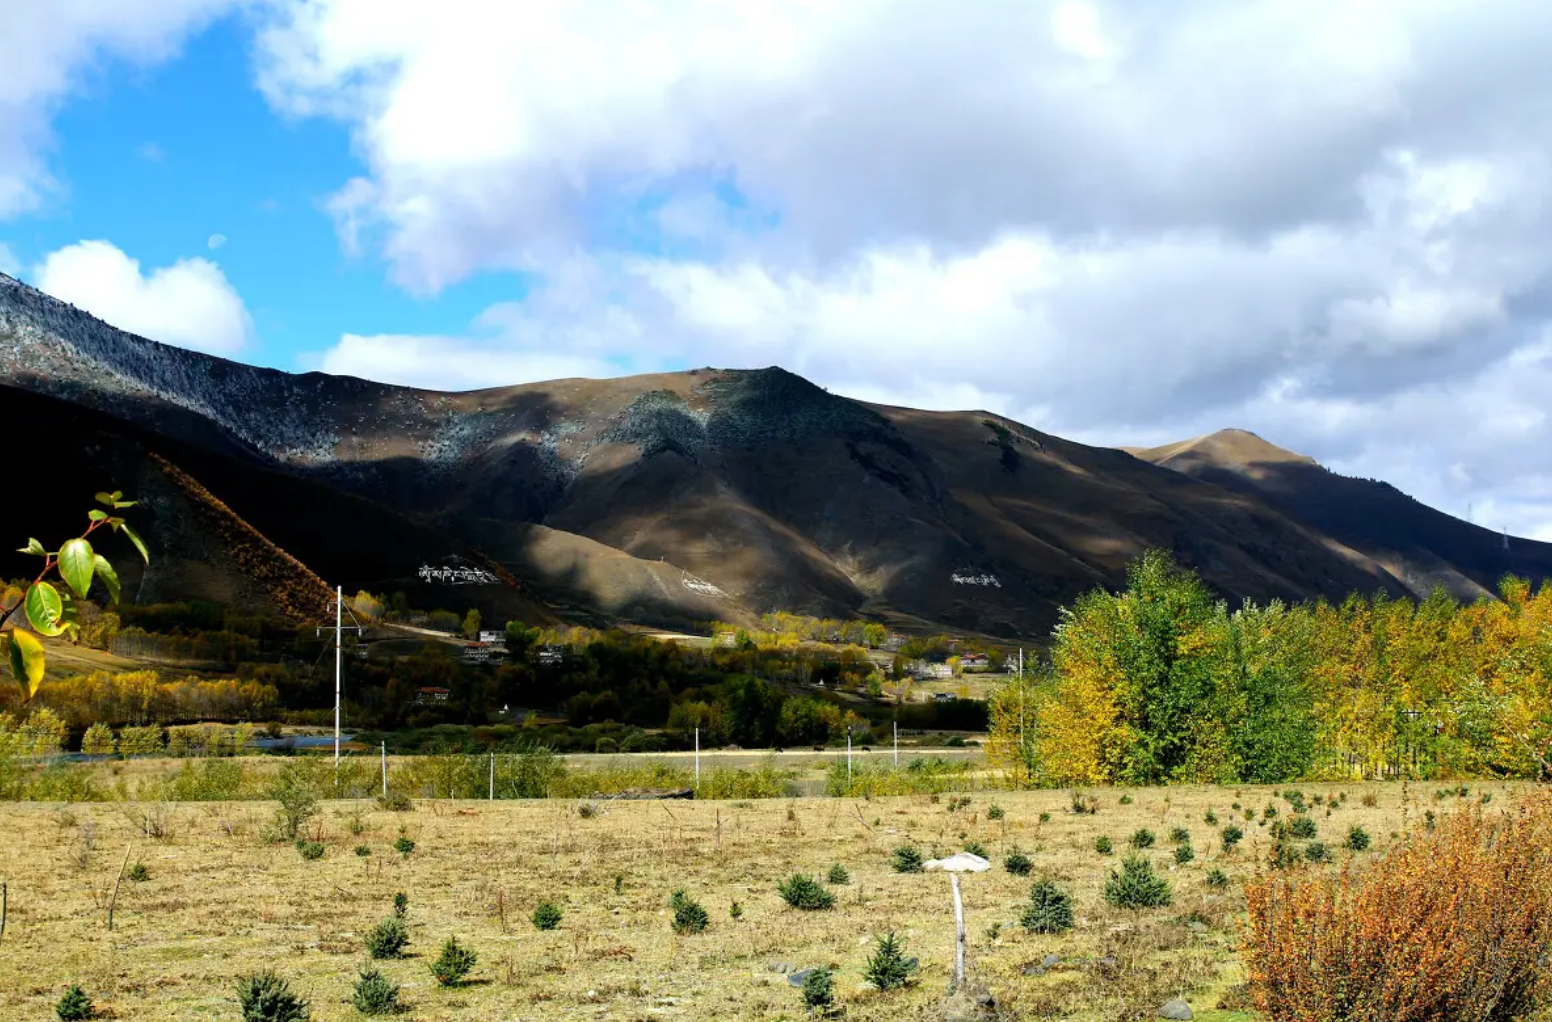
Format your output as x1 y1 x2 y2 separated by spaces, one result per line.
1 491 148 701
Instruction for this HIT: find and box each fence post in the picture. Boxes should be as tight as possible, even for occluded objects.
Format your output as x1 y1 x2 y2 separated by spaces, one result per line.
694 728 700 789
489 751 495 801
380 741 387 798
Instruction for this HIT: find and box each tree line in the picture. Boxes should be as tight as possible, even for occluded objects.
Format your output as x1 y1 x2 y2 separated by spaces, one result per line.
989 550 1552 785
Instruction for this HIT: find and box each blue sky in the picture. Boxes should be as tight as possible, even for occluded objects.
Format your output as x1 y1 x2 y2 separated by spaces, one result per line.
3 2 1552 538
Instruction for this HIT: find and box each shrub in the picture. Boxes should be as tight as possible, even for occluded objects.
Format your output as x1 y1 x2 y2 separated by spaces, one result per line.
392 892 408 918
800 966 834 1011
364 917 409 959
1004 848 1033 876
56 985 93 1021
1020 879 1074 934
1038 811 1052 824
778 874 836 911
730 901 743 919
1169 827 1191 844
1361 792 1378 807
1174 844 1195 864
1263 804 1278 821
355 845 371 857
1095 835 1114 855
865 931 913 991
235 971 310 1022
295 840 324 861
670 889 708 934
350 965 399 1015
430 936 477 986
1221 824 1244 850
891 845 924 873
1346 825 1372 852
1304 841 1332 864
963 840 988 859
1245 795 1552 1022
269 760 319 841
1269 839 1302 871
986 804 1005 821
393 835 415 857
1206 868 1229 889
1289 815 1318 840
126 862 150 882
1070 789 1099 814
1204 809 1218 826
1129 828 1156 849
376 791 413 812
827 863 850 885
1104 856 1172 909
1118 794 1133 805
531 901 563 930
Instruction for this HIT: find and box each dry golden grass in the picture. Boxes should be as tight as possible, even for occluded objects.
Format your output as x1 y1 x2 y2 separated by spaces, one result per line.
0 781 1531 1021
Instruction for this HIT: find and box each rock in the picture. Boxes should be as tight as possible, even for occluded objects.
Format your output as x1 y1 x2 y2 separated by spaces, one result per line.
904 956 920 973
1042 953 1060 967
788 968 815 988
767 962 794 974
1187 920 1208 933
1159 998 1193 1020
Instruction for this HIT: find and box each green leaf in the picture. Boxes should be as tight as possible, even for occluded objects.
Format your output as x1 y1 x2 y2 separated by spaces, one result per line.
113 500 138 509
95 491 116 507
16 537 45 557
121 524 149 564
58 538 95 598
24 582 67 637
7 629 46 699
88 509 108 522
94 554 121 604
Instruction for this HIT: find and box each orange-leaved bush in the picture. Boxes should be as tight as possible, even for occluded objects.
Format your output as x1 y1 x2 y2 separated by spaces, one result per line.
1243 794 1552 1022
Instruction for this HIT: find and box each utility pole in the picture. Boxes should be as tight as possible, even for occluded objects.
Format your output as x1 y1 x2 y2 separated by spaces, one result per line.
694 727 700 789
847 726 853 784
317 586 363 770
893 720 898 766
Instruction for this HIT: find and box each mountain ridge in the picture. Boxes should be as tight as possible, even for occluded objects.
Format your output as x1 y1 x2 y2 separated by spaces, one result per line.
4 269 1548 637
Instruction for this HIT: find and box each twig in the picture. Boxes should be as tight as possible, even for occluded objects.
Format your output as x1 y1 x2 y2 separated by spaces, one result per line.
107 844 132 932
1 881 8 945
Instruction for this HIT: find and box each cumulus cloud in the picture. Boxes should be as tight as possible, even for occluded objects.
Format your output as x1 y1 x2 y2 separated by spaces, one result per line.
316 334 621 392
0 0 243 218
255 0 1552 539
35 240 254 355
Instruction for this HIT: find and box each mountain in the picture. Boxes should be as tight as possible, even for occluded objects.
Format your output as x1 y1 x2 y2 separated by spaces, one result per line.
3 270 1542 638
1128 428 1552 601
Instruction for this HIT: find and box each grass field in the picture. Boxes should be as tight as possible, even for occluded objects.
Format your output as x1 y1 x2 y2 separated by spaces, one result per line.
0 781 1531 1021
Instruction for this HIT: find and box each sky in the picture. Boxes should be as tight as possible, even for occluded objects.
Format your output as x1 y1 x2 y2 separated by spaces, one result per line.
3 1 1552 541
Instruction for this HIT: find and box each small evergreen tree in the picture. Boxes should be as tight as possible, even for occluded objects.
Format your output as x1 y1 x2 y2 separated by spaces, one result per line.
55 985 93 1021
864 931 912 991
351 966 399 1015
1003 848 1033 875
364 917 409 959
1020 879 1074 934
827 863 850 885
778 874 836 910
531 901 563 930
1346 825 1372 851
891 845 923 873
800 966 834 1011
235 971 310 1022
430 937 478 986
1103 856 1172 909
670 889 708 934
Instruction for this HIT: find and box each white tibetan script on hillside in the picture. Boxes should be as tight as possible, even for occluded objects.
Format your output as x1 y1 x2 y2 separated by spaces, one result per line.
952 573 1001 588
418 564 499 585
682 576 727 598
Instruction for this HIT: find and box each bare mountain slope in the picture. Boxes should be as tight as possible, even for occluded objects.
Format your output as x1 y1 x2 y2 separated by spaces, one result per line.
1130 429 1552 600
0 270 1508 637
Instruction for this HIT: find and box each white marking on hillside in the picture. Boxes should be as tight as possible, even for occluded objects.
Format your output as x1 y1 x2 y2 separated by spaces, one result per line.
952 573 1001 588
682 576 727 598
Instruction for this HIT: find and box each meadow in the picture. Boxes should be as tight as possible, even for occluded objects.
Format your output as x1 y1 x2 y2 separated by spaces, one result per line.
0 779 1531 1021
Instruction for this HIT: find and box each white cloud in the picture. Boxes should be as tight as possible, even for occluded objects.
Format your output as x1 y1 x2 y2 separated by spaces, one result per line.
253 0 1552 539
34 240 254 355
315 334 620 392
0 1 244 218
207 233 226 250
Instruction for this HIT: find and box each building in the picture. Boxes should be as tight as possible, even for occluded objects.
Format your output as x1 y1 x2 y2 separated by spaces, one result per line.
911 661 954 680
536 646 564 666
477 630 507 647
414 686 451 704
959 652 990 671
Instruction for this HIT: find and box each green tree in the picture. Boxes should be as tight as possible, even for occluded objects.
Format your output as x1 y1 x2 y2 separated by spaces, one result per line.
462 608 482 639
2 492 146 701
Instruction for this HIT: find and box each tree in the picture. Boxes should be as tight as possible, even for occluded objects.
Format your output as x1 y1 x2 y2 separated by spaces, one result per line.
462 608 482 639
2 491 147 702
81 722 116 756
